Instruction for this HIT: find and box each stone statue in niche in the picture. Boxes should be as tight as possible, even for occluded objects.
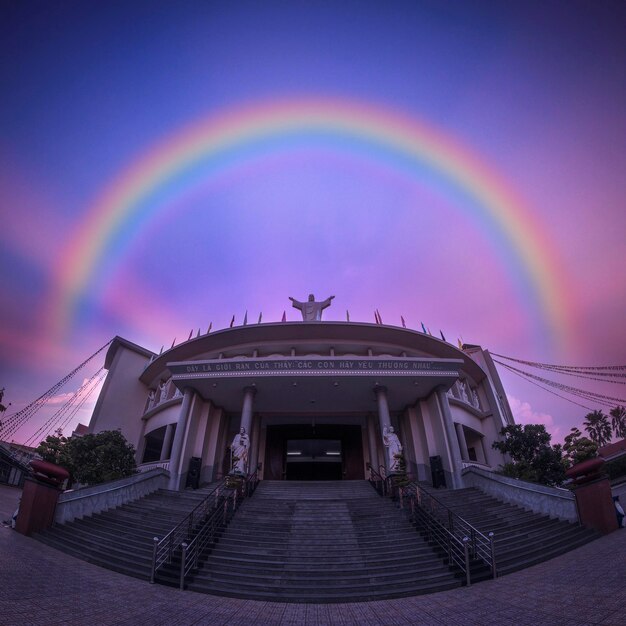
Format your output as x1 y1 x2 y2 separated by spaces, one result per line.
231 427 250 475
383 426 403 473
289 294 335 321
459 380 469 403
471 388 480 410
147 389 156 409
158 380 168 403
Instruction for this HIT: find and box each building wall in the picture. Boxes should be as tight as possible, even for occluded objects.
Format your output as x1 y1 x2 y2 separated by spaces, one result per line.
88 344 150 449
88 326 512 490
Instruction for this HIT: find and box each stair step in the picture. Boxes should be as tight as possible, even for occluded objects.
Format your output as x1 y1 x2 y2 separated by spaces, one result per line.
33 478 600 604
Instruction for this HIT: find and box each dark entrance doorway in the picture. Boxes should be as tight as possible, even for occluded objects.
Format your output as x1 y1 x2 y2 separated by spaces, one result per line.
285 439 342 480
264 423 364 480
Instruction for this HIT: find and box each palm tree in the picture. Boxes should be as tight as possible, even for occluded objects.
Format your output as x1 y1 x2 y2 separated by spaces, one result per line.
583 410 612 447
610 406 626 439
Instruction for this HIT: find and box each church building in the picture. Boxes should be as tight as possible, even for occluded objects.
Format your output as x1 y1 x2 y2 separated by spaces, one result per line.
88 296 513 491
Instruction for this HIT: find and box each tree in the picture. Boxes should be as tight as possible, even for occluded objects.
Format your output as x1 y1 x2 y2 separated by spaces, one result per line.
583 410 612 447
36 429 137 485
492 424 567 487
562 427 598 466
36 429 71 466
610 406 626 440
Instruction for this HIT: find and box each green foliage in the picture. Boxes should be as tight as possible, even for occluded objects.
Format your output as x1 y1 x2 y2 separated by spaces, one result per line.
583 410 612 447
563 427 598 466
36 429 136 485
492 424 567 487
35 429 70 467
610 406 626 440
391 453 410 488
225 474 243 489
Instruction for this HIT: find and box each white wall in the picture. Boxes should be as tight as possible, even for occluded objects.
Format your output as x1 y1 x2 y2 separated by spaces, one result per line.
89 346 150 449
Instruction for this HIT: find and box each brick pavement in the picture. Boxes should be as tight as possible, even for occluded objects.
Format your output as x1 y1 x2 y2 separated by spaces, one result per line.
1 485 624 625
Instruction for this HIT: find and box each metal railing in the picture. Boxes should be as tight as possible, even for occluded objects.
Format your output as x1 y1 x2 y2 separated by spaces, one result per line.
411 499 472 585
367 467 496 584
178 471 258 589
150 478 228 583
367 464 415 498
137 460 171 473
400 482 497 582
367 464 388 496
150 472 259 586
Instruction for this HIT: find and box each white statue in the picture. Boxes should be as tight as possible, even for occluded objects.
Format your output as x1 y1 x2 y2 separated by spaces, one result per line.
158 380 168 403
231 427 250 475
289 294 335 321
147 389 156 409
383 426 403 473
459 380 469 403
471 388 480 410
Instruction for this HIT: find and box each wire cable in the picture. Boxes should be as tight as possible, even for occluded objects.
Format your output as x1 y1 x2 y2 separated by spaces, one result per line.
0 339 112 440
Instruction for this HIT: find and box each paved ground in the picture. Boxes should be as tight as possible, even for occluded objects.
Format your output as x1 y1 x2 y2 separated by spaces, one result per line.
1 484 625 626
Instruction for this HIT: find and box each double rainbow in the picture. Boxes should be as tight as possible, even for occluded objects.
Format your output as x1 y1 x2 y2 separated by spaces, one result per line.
54 97 571 352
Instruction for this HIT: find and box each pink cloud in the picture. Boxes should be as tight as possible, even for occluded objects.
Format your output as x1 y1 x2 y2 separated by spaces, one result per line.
508 395 560 441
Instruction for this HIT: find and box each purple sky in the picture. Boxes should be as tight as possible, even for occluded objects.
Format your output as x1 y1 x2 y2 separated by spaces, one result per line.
1 1 625 446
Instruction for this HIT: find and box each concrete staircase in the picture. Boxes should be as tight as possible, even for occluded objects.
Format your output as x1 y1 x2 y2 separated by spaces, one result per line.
34 484 222 580
184 480 461 602
33 480 601 603
418 485 600 576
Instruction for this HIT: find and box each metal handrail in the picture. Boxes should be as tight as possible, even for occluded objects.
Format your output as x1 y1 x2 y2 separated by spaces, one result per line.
179 471 259 589
368 464 478 586
367 463 388 496
408 497 472 585
150 477 228 583
401 482 496 579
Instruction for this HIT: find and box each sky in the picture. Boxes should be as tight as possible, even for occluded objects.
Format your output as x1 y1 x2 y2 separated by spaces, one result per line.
1 0 625 446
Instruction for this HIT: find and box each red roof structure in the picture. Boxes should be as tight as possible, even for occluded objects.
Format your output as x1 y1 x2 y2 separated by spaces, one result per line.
598 438 626 461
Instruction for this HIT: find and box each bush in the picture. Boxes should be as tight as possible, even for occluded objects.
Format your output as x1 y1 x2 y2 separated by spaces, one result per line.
492 424 567 487
36 429 136 485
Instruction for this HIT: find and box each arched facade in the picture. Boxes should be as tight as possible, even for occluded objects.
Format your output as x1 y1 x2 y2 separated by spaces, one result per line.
88 322 513 490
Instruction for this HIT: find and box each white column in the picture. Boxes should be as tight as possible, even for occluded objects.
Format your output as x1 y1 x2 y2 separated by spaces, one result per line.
479 437 488 465
455 422 470 461
168 388 193 490
249 414 261 473
435 387 463 489
375 386 392 474
239 386 256 437
160 423 175 461
367 414 379 474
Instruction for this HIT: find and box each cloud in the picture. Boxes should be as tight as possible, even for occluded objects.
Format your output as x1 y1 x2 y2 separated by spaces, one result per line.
47 377 102 407
508 395 560 439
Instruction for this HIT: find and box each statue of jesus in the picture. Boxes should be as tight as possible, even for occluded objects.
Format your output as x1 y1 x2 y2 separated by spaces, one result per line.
289 294 335 321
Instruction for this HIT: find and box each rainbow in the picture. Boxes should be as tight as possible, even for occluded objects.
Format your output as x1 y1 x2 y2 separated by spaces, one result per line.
54 97 572 351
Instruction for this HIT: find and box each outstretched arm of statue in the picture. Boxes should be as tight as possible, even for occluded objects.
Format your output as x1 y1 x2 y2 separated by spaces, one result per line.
321 295 335 308
289 297 303 309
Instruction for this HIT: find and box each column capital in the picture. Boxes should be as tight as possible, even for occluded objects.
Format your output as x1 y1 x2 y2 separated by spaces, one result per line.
243 385 257 397
373 384 388 395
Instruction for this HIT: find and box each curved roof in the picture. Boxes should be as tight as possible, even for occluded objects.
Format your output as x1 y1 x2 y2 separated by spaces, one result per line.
139 322 486 386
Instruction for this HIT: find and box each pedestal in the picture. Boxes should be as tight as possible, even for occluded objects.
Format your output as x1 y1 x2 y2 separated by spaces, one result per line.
15 477 62 536
572 476 618 535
